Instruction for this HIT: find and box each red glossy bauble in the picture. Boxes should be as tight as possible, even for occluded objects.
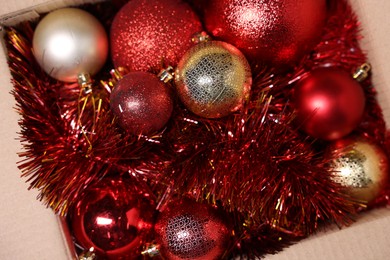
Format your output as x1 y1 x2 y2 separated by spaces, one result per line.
203 0 327 66
110 72 173 135
110 0 202 71
71 178 156 259
154 199 231 260
293 67 366 140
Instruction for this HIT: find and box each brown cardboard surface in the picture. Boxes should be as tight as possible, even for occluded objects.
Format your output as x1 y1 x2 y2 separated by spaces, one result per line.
0 0 389 260
266 208 390 260
0 32 71 260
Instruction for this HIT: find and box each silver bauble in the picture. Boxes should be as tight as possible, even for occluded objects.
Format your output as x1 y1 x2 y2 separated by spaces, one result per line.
32 8 108 82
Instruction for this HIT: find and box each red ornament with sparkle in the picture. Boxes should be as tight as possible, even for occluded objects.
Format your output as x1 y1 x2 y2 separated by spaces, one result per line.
110 0 203 72
154 199 231 260
203 0 327 66
110 72 173 135
293 67 366 140
71 178 156 259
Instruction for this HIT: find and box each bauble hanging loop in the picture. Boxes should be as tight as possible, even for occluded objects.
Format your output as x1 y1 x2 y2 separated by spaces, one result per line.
78 247 96 260
353 63 372 82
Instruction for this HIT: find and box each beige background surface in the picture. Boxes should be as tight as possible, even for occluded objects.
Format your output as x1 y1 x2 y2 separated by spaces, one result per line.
1 0 390 259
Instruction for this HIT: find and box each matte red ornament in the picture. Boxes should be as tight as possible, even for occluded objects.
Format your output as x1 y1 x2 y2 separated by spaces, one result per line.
110 72 173 135
110 0 203 71
203 0 327 66
154 199 231 260
71 178 156 259
293 67 366 140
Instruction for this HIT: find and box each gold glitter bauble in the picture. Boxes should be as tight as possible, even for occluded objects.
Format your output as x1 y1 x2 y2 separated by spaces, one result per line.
175 41 252 118
329 138 389 204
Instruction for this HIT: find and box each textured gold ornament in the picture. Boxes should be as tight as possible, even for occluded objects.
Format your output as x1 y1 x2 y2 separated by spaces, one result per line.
175 41 252 118
329 138 389 203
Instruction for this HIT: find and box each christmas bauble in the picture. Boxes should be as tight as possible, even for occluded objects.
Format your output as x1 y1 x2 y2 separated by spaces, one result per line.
33 8 108 82
203 0 327 66
110 0 202 72
110 72 173 135
71 178 156 259
328 138 389 204
175 41 252 118
293 67 365 140
154 199 231 260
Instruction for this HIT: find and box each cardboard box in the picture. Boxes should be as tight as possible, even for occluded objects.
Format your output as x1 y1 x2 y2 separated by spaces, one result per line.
0 0 389 259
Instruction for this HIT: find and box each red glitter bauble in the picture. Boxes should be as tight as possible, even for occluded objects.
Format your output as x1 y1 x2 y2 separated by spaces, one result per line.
154 199 231 260
110 0 202 71
293 67 366 140
203 0 327 66
110 72 173 135
70 178 156 259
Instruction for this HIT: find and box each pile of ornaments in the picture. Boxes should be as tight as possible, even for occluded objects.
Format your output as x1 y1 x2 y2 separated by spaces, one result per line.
24 0 388 259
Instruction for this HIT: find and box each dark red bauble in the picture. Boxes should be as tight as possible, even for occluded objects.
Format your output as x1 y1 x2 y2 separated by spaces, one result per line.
154 199 231 260
110 0 202 71
71 178 156 259
110 72 173 135
293 67 366 140
203 0 327 66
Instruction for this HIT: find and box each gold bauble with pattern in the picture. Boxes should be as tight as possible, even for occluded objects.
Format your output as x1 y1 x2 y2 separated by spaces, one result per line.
329 137 389 204
175 41 252 118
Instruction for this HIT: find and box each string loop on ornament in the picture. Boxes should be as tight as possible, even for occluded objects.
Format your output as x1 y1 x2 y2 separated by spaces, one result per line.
191 31 210 44
158 66 175 83
141 244 160 257
78 73 93 94
353 63 371 82
78 247 96 260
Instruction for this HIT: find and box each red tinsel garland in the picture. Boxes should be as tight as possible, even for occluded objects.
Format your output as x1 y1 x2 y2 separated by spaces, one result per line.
4 0 390 258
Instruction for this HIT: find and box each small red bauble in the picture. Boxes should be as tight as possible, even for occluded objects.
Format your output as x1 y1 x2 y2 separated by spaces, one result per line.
293 67 366 140
110 0 202 71
203 0 327 66
70 178 156 259
154 199 231 260
110 72 173 135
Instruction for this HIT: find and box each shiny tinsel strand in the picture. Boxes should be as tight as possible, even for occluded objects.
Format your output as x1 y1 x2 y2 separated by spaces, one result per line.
6 25 163 214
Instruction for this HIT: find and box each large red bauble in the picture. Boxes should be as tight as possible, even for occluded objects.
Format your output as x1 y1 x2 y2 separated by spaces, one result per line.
293 67 366 140
203 0 327 66
110 72 173 135
154 199 231 260
110 0 202 71
71 178 156 259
